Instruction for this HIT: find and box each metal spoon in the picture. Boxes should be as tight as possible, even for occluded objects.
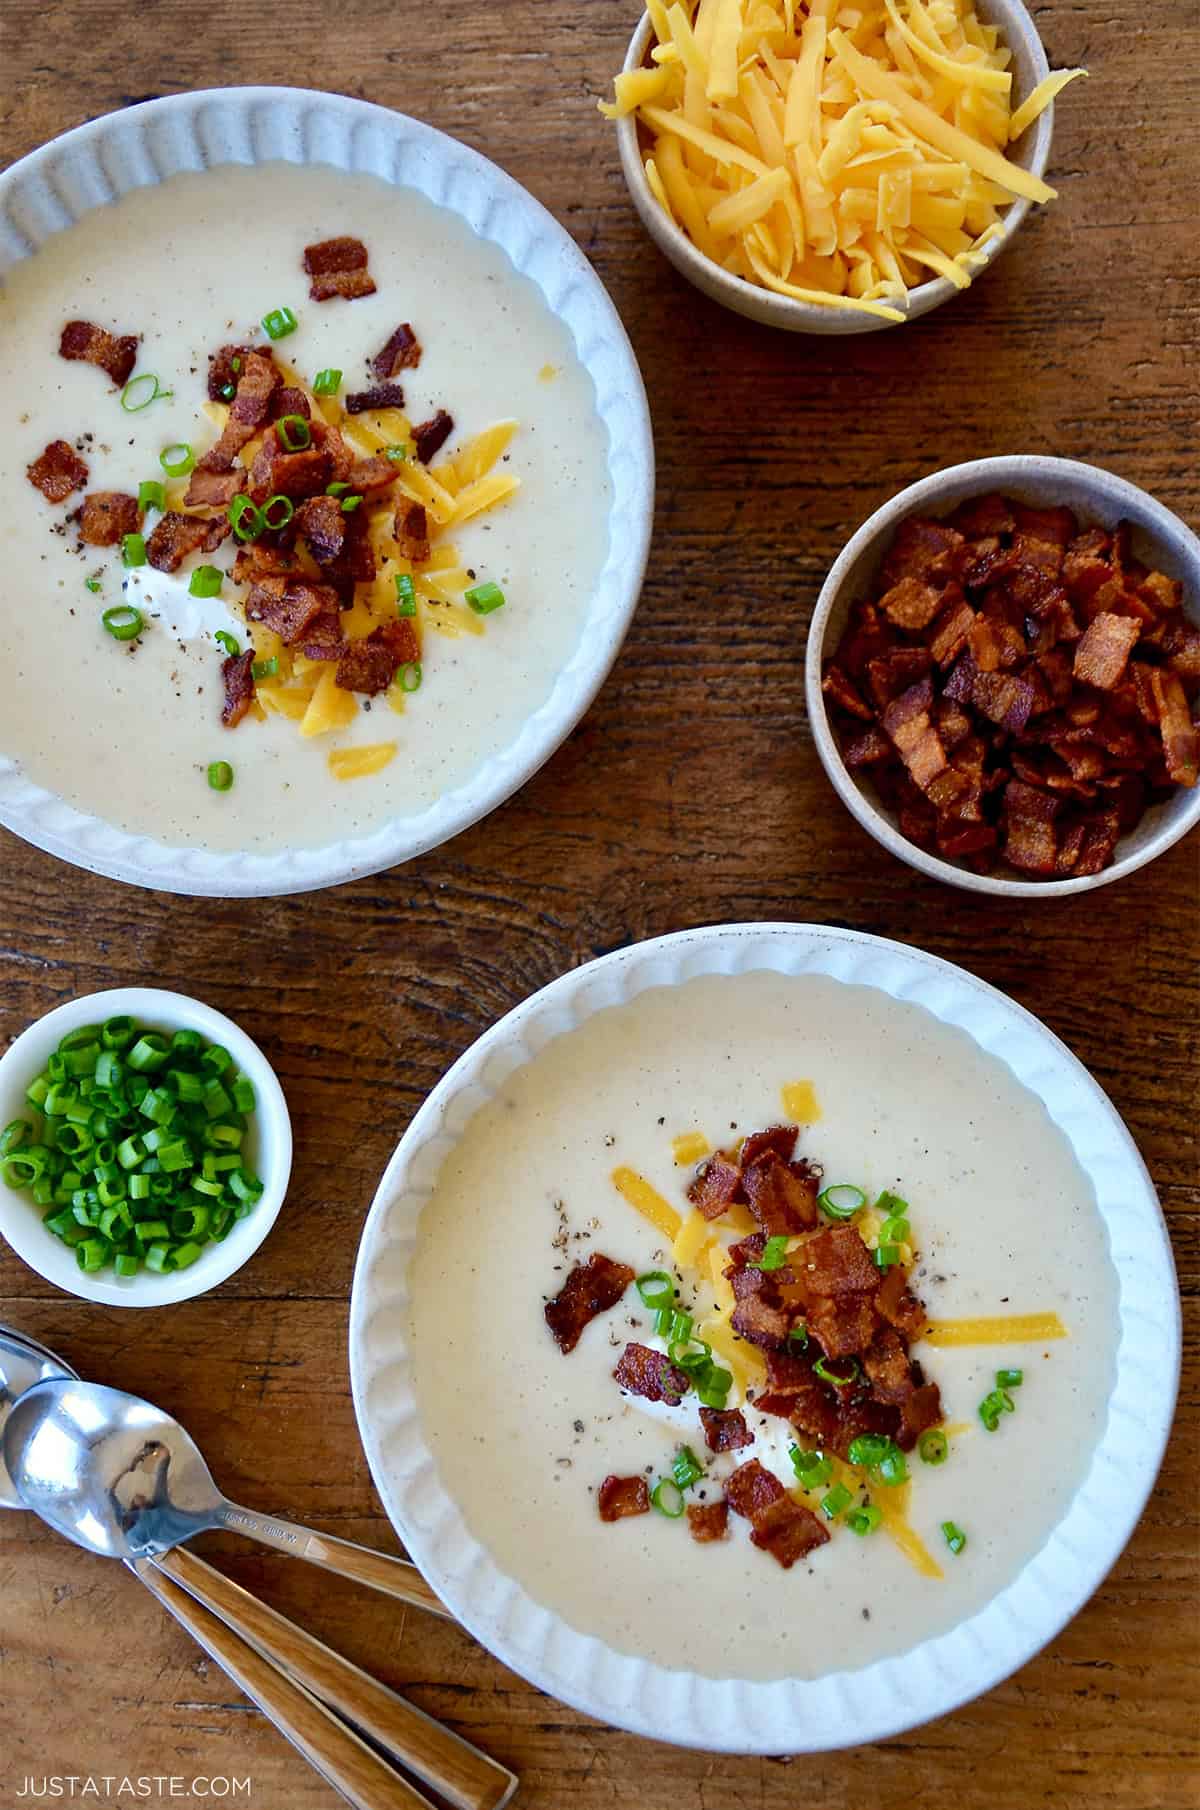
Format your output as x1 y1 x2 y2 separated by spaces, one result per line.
0 1336 513 1810
5 1377 448 1617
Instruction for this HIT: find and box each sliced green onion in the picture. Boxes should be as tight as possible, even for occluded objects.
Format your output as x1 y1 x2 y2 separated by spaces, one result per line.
877 1446 908 1487
326 481 351 497
229 494 265 542
694 1366 732 1409
275 414 311 452
102 605 144 641
262 306 298 341
671 1447 704 1490
159 443 196 478
847 1434 891 1470
312 368 342 396
207 761 234 793
873 1243 901 1270
942 1520 967 1555
752 1234 790 1271
789 1445 832 1487
385 443 409 462
262 493 295 529
114 1252 140 1278
919 1429 949 1466
979 1387 1016 1432
996 1368 1024 1389
650 1478 685 1519
788 1322 809 1349
85 577 102 593
821 1482 852 1521
874 1190 909 1216
214 629 240 657
635 1271 673 1311
192 567 225 600
139 480 166 512
121 373 173 413
879 1215 910 1245
128 1034 168 1073
121 533 147 569
813 1354 860 1387
846 1503 883 1536
818 1183 866 1220
0 1120 30 1157
340 493 363 513
253 656 279 681
465 580 506 615
395 573 417 617
103 1017 136 1051
76 1238 110 1273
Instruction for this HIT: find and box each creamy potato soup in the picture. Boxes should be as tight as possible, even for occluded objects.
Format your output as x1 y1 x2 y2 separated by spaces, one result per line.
1 162 611 852
410 972 1117 1681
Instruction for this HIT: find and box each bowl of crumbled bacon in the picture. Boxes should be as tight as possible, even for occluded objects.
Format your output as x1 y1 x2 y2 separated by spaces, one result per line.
807 457 1200 893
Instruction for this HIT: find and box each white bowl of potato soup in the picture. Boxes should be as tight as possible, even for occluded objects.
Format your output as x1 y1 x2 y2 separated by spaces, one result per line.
0 988 291 1307
0 89 653 895
350 922 1178 1751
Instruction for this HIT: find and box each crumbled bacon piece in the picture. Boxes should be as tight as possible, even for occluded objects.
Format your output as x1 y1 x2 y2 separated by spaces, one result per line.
295 495 347 566
1151 668 1200 786
724 1460 785 1521
335 619 419 696
1073 612 1141 691
345 382 406 415
184 468 243 508
220 651 256 728
597 1475 650 1522
699 1408 752 1453
78 491 141 545
271 386 312 423
687 1154 743 1221
372 322 422 379
749 1494 830 1568
805 1291 879 1360
612 1341 690 1406
686 1500 729 1543
347 455 400 493
544 1252 634 1355
207 344 265 401
742 1152 820 1235
248 439 332 504
875 1264 927 1341
59 319 138 387
27 440 89 503
145 512 229 573
303 236 377 302
245 576 341 646
394 500 430 566
229 350 282 426
412 410 454 464
789 1225 879 1297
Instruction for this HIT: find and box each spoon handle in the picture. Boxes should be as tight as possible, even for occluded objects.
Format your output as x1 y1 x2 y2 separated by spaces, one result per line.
134 1559 437 1810
156 1547 516 1810
215 1501 451 1619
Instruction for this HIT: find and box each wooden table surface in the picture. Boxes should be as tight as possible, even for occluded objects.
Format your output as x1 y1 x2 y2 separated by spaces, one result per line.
1 2 1197 1807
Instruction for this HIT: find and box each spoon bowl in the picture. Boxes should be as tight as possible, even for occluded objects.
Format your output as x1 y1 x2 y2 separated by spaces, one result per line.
0 1329 76 1509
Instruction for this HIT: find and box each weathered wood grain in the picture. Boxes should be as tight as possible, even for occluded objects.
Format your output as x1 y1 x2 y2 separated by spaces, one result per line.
1 1 1197 1807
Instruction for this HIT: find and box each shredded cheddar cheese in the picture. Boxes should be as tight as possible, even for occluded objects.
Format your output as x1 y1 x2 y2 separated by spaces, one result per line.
672 1207 714 1268
923 1313 1068 1346
611 1166 682 1242
328 742 398 781
672 1130 711 1165
781 1079 820 1121
600 0 1085 319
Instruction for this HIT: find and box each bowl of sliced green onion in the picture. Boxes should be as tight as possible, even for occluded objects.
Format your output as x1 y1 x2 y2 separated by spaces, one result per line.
0 988 290 1305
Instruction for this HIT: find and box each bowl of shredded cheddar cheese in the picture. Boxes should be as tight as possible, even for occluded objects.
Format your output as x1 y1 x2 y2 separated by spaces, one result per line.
602 0 1084 332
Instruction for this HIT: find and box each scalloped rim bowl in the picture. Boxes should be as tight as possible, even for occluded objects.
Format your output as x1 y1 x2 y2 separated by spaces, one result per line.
0 987 291 1306
350 922 1179 1752
805 456 1200 896
614 0 1052 334
0 87 654 895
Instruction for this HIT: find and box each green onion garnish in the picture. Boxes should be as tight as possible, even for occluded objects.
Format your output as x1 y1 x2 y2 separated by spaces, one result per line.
996 1367 1024 1389
101 605 143 642
120 373 173 413
385 443 409 462
877 1446 908 1486
919 1429 949 1466
752 1234 790 1271
788 1322 809 1348
262 306 298 341
979 1387 1016 1432
252 656 279 681
813 1354 860 1387
465 580 506 616
873 1242 901 1269
192 567 224 600
942 1520 967 1555
229 495 265 542
846 1504 882 1536
121 532 147 569
207 761 234 793
817 1183 866 1220
874 1190 909 1215
84 577 102 594
326 480 351 497
821 1482 852 1521
671 1447 704 1490
340 493 363 513
139 480 166 513
879 1214 911 1244
312 368 342 396
694 1365 732 1409
275 414 311 452
214 630 240 656
159 443 196 478
395 573 417 617
635 1271 673 1310
789 1445 832 1487
394 661 421 693
847 1433 891 1470
262 493 295 530
650 1478 685 1519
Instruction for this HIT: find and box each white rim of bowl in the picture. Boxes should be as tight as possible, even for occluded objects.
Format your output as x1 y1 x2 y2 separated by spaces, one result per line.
349 920 1179 1752
0 86 655 896
0 987 291 1305
614 1 1052 331
804 455 1200 896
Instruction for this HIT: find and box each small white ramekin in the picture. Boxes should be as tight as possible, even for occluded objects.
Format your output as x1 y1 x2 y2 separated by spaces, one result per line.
805 455 1200 896
0 988 291 1306
614 0 1053 334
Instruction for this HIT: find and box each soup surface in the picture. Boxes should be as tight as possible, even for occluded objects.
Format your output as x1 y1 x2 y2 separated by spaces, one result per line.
409 971 1118 1681
1 161 611 852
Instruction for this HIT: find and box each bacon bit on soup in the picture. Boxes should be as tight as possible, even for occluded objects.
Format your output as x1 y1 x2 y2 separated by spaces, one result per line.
613 1340 691 1407
824 497 1199 877
78 491 142 546
723 1460 828 1568
245 576 341 646
545 1252 636 1355
145 511 230 573
295 495 347 566
59 319 139 388
412 409 454 465
372 322 422 380
303 236 377 302
335 618 420 696
207 344 265 402
270 385 312 424
394 500 431 567
699 1407 752 1454
27 440 89 503
345 382 406 415
220 650 256 729
597 1475 650 1522
686 1499 729 1543
184 469 243 509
